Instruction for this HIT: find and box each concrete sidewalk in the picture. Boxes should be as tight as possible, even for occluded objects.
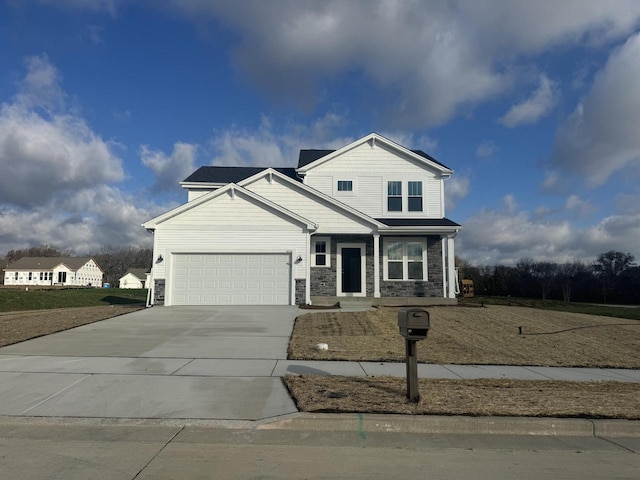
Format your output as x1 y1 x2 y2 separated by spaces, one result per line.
0 305 638 422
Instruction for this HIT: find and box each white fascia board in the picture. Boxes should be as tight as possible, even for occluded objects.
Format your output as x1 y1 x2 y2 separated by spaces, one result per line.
142 182 317 230
296 132 452 176
379 226 462 235
239 168 386 229
179 181 225 190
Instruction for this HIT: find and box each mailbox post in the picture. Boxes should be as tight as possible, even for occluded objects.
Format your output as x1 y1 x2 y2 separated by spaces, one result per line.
397 308 430 403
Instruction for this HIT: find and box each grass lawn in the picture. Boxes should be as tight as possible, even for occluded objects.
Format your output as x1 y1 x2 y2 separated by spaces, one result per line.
284 376 640 419
288 305 640 368
0 288 148 347
0 287 147 312
286 304 640 418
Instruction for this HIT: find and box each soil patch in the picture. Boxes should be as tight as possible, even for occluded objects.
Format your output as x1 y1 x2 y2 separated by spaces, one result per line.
284 375 640 419
0 305 144 347
288 305 640 368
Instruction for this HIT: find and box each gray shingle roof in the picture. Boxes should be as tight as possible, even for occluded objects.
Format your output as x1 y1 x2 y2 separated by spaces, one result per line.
297 149 449 169
4 257 101 272
375 218 461 227
182 167 300 184
121 268 149 280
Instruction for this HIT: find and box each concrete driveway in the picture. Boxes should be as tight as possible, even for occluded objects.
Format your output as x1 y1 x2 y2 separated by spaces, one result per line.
0 306 300 421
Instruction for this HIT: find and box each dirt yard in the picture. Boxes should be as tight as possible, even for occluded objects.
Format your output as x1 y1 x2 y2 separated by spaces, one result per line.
284 375 640 419
288 305 640 368
0 305 144 347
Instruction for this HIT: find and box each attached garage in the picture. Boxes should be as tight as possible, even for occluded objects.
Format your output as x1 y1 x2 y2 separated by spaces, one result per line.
171 253 291 306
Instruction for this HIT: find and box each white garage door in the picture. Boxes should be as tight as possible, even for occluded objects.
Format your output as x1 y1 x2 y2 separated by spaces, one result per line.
171 253 291 305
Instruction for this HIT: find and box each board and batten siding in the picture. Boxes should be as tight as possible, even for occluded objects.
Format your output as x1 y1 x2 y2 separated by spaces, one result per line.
303 142 445 218
244 176 375 234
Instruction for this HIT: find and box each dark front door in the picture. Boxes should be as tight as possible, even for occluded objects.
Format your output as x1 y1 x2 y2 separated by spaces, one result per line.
341 247 362 293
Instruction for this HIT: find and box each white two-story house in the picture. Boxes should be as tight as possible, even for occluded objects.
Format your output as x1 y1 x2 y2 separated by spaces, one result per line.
143 133 461 306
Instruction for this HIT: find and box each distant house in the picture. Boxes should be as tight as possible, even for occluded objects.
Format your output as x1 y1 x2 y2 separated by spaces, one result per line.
3 257 104 287
118 268 150 289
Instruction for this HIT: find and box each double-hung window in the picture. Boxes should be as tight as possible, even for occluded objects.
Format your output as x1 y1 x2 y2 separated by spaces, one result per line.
387 181 402 211
312 237 330 267
408 181 423 212
384 239 426 280
387 180 423 212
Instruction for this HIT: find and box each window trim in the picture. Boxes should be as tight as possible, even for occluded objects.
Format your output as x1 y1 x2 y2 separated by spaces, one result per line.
334 178 356 196
383 238 428 281
311 236 331 267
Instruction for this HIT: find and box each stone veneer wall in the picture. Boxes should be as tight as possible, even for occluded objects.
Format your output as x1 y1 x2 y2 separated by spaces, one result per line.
310 235 374 297
294 279 306 305
154 279 165 305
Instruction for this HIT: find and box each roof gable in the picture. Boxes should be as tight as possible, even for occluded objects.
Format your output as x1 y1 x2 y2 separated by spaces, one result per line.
143 183 317 230
239 168 385 230
296 133 452 175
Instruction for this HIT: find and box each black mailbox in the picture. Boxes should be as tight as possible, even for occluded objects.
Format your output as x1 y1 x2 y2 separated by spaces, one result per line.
398 308 430 340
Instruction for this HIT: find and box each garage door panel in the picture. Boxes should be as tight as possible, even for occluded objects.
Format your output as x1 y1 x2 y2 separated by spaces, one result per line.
172 253 291 305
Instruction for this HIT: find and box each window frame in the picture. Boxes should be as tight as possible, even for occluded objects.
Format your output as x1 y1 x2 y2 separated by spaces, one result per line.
383 238 428 281
311 236 331 267
337 180 353 192
408 181 423 212
385 180 425 214
387 181 403 212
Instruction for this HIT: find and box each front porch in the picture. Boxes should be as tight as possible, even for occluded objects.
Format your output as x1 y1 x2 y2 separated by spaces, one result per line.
305 233 457 304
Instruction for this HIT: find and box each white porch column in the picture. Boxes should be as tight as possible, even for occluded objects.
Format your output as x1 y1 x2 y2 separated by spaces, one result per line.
447 235 456 298
305 232 311 305
373 234 381 297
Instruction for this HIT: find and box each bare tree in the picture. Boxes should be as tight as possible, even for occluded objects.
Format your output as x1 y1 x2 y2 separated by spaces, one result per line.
593 251 636 304
557 261 585 302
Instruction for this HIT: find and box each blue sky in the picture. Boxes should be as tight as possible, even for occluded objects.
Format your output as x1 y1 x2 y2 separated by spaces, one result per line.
1 0 639 265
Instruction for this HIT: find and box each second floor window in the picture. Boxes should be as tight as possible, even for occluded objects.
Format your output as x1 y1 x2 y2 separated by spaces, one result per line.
388 181 402 211
337 180 353 192
408 181 423 212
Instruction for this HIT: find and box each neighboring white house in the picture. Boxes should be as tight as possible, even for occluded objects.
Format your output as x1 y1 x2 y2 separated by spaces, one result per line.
118 268 150 289
143 133 461 306
3 257 104 287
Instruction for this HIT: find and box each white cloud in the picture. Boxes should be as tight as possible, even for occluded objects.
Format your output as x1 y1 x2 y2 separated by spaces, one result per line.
0 55 124 208
476 141 498 158
458 199 640 265
499 74 559 127
27 1 640 128
551 32 640 186
0 55 156 255
141 142 198 192
445 175 470 211
209 114 354 167
164 0 640 128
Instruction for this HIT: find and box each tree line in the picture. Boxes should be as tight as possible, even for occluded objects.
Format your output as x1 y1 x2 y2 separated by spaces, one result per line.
459 251 639 305
0 245 153 287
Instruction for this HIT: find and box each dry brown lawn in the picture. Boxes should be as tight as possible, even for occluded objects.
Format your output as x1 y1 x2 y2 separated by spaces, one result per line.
288 305 640 368
0 305 144 347
284 375 640 419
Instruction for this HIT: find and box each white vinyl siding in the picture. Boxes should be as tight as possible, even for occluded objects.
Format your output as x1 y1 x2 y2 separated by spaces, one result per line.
244 176 374 234
303 142 444 218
